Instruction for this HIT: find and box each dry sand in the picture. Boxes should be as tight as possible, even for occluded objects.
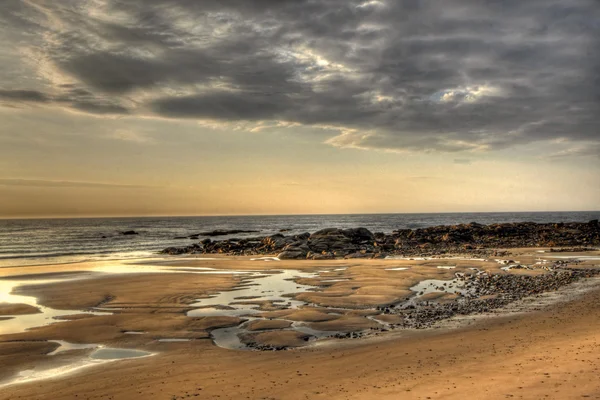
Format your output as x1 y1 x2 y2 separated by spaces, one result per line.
0 251 599 399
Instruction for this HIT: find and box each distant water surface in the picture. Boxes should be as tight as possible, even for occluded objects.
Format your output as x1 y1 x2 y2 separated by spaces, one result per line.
0 212 598 268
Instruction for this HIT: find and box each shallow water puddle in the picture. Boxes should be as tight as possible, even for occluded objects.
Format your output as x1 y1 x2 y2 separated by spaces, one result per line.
94 264 251 275
250 257 280 261
1 361 110 388
386 256 487 261
0 345 153 388
210 325 250 350
291 321 340 338
191 306 260 318
410 278 468 297
187 270 318 317
48 341 99 355
187 270 345 349
90 348 152 360
209 317 339 350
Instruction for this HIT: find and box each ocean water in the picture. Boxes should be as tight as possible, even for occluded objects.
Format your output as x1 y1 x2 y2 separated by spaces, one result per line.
0 211 598 268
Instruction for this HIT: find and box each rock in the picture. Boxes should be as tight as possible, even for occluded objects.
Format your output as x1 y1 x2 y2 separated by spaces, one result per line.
344 252 370 259
284 242 310 252
341 227 375 243
310 253 335 260
161 246 187 255
296 232 311 240
160 221 600 258
307 228 355 254
263 234 286 249
120 230 139 235
277 249 307 260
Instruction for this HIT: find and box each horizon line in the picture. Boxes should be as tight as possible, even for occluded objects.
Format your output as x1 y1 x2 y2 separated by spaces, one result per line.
1 210 598 221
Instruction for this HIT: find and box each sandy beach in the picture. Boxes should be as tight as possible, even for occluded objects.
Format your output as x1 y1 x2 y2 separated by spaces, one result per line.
2 0 599 395
0 248 599 399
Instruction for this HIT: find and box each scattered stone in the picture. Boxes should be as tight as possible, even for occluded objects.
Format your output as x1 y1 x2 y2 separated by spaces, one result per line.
388 266 600 330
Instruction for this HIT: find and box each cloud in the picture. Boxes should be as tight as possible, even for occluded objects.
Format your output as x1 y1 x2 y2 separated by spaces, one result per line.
67 101 129 115
151 91 291 121
545 143 600 159
0 89 49 103
0 179 155 189
0 87 129 115
0 0 598 153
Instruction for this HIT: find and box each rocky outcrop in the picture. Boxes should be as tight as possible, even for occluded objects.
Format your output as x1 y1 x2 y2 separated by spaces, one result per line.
307 229 353 254
391 220 600 251
160 220 600 259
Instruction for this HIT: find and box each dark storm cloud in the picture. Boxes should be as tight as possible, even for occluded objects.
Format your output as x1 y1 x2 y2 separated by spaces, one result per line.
68 101 130 115
0 86 129 115
152 91 291 120
0 90 49 103
1 0 599 154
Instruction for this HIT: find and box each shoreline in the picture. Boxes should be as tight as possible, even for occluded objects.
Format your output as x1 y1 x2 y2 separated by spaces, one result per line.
1 221 599 398
2 219 599 269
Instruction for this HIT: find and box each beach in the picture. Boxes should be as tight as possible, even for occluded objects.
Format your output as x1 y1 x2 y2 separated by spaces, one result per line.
1 243 600 399
2 0 598 394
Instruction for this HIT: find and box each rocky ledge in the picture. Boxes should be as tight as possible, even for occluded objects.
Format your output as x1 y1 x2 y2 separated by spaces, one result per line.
160 220 600 259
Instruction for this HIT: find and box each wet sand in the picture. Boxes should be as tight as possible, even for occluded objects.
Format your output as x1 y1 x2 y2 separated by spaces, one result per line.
0 303 40 315
1 251 599 399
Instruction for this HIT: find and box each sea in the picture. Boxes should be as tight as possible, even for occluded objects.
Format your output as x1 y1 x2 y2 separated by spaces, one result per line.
0 211 598 268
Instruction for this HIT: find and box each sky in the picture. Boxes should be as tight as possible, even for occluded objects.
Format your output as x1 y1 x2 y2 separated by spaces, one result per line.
0 0 599 218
